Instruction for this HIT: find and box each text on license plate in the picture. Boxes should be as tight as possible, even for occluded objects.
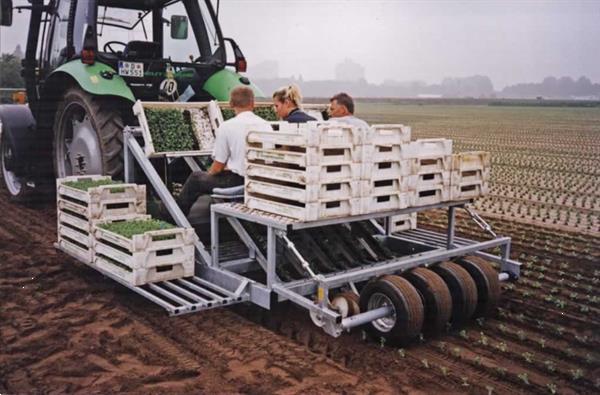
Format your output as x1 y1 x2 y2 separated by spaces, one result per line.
118 61 144 78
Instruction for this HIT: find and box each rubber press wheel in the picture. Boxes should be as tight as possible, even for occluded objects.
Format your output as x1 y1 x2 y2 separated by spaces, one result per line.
403 267 452 335
431 261 478 327
456 257 500 318
331 291 361 318
359 275 424 345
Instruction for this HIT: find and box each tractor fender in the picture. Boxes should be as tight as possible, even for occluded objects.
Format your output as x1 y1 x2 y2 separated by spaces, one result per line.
45 60 135 103
203 69 265 101
0 104 36 172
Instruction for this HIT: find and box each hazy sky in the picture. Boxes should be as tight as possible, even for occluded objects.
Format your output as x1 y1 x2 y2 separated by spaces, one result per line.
1 0 599 89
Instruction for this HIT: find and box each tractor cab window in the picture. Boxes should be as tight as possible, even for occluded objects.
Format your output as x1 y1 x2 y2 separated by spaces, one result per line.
47 0 72 69
162 1 222 64
96 7 154 57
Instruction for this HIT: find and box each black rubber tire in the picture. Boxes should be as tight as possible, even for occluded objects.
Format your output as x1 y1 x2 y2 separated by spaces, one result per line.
403 267 453 335
0 132 34 203
359 275 424 345
431 261 478 326
456 257 501 318
52 88 125 178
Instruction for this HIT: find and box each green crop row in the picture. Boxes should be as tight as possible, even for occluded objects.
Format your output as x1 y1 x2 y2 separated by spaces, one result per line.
221 106 278 121
98 219 175 239
63 179 123 192
146 108 197 152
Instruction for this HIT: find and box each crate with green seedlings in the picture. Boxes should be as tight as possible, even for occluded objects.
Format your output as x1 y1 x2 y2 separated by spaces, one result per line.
93 215 197 286
56 175 147 264
221 105 278 122
133 100 218 157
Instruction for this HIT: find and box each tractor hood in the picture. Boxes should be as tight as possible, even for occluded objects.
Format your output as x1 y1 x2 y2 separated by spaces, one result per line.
203 69 265 101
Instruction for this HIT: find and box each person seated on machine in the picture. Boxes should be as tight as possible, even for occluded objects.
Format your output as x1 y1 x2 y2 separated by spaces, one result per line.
272 84 316 123
328 92 369 129
175 86 271 216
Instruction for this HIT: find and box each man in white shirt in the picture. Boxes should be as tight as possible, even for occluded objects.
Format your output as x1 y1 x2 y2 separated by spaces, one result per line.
176 86 271 215
328 92 369 129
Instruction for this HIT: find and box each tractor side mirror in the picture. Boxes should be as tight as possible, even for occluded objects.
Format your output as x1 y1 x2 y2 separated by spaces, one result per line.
170 15 188 39
0 0 13 26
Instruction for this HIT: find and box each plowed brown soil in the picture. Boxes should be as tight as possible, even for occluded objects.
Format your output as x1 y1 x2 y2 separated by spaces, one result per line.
1 182 599 394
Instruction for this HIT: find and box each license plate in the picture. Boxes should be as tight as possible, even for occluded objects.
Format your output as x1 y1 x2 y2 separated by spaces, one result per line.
118 61 144 78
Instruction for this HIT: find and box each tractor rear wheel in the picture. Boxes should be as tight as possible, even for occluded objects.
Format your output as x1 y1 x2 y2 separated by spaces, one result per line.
53 88 125 178
359 275 424 345
431 261 478 326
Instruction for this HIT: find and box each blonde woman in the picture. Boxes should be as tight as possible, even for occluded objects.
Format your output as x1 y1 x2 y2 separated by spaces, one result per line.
272 84 316 123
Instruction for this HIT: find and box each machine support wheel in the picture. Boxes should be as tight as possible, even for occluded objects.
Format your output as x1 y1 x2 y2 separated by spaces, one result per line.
403 267 452 335
53 88 125 178
431 261 478 326
456 257 500 317
359 275 424 345
331 291 360 318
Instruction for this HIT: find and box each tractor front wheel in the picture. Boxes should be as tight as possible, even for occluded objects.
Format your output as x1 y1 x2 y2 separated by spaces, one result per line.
0 130 33 202
53 88 125 178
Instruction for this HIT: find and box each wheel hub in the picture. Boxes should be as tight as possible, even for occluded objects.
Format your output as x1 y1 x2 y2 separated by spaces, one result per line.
67 115 103 175
368 292 397 333
1 139 23 196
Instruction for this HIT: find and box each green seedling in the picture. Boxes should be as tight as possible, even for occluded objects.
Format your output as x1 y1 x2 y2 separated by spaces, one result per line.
495 367 507 377
554 326 565 335
63 178 124 191
421 359 430 368
397 348 405 358
565 347 574 357
537 338 546 349
498 324 508 333
486 385 494 395
496 342 507 352
546 382 557 394
544 360 556 372
98 219 175 239
580 305 590 313
440 366 449 376
522 352 534 363
517 330 526 341
473 356 482 366
146 108 196 152
476 317 486 327
570 368 584 380
437 341 447 352
379 337 386 349
459 329 468 340
452 347 461 358
518 372 530 385
479 332 489 346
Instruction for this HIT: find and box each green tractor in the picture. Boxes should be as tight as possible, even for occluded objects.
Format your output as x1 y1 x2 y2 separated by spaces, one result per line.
0 0 262 202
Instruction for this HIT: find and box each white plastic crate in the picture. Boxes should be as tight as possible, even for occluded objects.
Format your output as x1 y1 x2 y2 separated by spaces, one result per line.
402 139 453 159
57 176 146 221
245 195 361 221
132 100 219 157
361 144 409 163
247 145 358 168
410 186 451 207
406 171 451 190
450 182 489 200
451 151 491 172
246 163 360 185
410 156 452 174
93 219 197 286
360 178 408 197
367 124 411 146
390 212 417 233
360 193 410 213
361 160 412 181
451 168 490 186
246 179 360 203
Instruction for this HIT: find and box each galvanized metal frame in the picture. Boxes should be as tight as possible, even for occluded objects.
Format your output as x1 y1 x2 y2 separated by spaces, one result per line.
115 126 521 336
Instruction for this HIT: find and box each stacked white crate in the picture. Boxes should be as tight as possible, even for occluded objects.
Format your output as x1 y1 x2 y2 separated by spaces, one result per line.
56 175 146 264
389 212 417 232
402 139 453 206
450 151 491 200
360 125 412 213
93 216 197 286
245 122 364 221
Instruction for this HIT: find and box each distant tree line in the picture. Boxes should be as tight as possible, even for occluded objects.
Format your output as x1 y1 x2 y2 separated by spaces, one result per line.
0 53 25 89
500 76 600 99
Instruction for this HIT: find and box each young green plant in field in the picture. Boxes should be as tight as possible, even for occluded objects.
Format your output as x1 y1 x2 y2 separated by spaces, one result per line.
421 358 430 368
451 347 461 358
486 385 494 395
517 372 530 385
397 348 405 358
546 382 558 394
439 366 449 377
544 360 556 373
522 352 534 363
569 368 584 381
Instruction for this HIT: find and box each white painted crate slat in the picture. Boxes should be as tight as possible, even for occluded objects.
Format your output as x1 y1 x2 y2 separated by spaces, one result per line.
95 256 193 287
245 195 361 221
360 193 410 213
451 151 491 172
247 146 358 167
361 160 412 180
367 124 411 146
410 186 451 206
451 168 490 186
57 239 94 264
406 171 451 190
132 100 218 157
360 178 408 197
245 179 360 203
390 212 417 233
450 181 489 200
410 156 452 174
247 122 364 148
402 139 453 159
246 163 360 184
361 144 408 163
